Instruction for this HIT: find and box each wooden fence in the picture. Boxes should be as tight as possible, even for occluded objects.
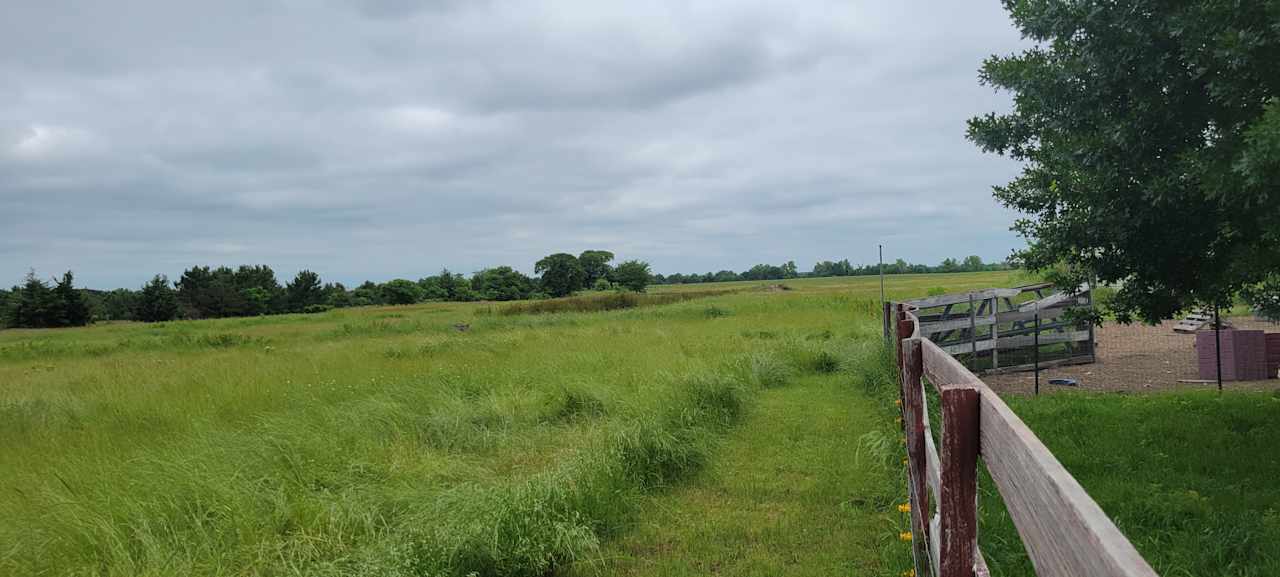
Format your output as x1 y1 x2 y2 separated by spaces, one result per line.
890 302 1158 577
901 283 1095 375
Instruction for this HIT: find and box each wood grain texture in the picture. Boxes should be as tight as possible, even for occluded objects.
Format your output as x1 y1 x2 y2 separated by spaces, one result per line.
977 386 1159 577
938 330 1090 355
902 288 1022 309
903 339 932 571
921 338 982 389
940 386 979 577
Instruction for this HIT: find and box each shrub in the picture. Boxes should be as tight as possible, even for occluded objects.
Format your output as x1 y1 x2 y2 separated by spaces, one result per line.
498 290 734 316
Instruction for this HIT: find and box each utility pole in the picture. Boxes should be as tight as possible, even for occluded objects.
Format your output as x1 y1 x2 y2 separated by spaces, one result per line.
1215 303 1222 392
879 244 885 307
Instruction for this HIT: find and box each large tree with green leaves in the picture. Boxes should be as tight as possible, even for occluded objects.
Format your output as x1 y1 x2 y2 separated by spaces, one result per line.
968 0 1280 323
612 260 653 293
471 266 535 301
380 279 422 305
578 250 615 287
535 253 585 298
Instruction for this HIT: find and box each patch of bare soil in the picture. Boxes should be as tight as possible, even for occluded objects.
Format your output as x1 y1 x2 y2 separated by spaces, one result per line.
984 317 1280 395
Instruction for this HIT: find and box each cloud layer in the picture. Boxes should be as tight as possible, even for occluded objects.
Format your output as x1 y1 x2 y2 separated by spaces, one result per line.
1 0 1027 288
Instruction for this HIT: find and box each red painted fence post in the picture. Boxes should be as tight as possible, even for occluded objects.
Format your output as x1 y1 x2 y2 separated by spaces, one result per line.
940 385 980 577
903 338 930 571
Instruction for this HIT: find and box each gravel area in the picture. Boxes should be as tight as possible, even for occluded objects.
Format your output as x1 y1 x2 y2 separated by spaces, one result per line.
984 317 1280 395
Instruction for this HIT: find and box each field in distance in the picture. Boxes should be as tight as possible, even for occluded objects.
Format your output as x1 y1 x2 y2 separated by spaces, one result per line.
1 272 1021 576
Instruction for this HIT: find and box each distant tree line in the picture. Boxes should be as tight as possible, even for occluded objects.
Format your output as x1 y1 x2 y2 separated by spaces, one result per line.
1 250 654 328
654 255 1011 285
1 252 1012 328
0 271 93 329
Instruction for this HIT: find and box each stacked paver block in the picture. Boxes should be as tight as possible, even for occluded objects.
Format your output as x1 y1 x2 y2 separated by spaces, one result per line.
1197 330 1269 381
1266 333 1280 379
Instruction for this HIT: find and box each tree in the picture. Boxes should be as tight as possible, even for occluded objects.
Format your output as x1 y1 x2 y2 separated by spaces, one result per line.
351 281 383 306
380 279 422 305
5 271 54 328
471 266 535 301
535 253 585 297
612 260 652 292
1242 274 1280 322
99 288 138 321
968 0 1280 323
52 271 91 327
286 270 324 312
578 250 615 287
323 282 352 308
136 275 179 322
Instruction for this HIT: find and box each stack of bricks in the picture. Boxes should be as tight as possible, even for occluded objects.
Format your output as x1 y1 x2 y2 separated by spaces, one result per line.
1267 333 1280 380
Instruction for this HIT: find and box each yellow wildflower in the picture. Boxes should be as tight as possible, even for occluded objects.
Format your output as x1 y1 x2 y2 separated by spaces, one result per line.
898 503 911 513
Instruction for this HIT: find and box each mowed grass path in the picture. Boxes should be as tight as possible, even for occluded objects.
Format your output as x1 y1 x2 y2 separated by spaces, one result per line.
574 374 907 576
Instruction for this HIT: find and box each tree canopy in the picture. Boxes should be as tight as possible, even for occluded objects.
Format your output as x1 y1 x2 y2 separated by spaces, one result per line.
968 0 1280 322
612 260 652 292
136 275 179 323
535 253 585 298
471 266 535 301
578 250 615 287
285 270 324 312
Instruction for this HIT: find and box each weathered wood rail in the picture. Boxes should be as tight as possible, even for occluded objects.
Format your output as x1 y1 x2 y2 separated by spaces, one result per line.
891 302 1158 577
903 283 1095 374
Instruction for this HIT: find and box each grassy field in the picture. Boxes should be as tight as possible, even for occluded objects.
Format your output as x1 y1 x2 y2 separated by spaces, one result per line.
979 391 1280 577
10 269 1268 576
1 272 1015 576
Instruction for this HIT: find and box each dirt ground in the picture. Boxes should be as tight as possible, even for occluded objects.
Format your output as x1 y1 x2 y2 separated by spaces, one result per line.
984 316 1280 395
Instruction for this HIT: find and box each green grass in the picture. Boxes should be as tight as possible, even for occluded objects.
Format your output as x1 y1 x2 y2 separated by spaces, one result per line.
978 391 1280 577
2 272 1022 576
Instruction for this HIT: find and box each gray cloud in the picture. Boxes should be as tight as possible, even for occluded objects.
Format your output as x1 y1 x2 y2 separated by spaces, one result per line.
0 0 1027 288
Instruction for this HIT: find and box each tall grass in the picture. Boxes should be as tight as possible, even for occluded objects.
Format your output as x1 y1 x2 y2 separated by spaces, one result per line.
0 279 908 576
497 290 735 316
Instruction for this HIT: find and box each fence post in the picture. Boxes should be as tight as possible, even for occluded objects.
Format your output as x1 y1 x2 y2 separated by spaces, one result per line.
940 385 980 577
884 300 892 341
990 297 999 371
1214 304 1222 392
903 338 931 575
895 303 907 371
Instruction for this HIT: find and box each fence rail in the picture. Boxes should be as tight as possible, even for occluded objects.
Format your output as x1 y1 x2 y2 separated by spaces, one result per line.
891 302 1158 577
899 284 1095 375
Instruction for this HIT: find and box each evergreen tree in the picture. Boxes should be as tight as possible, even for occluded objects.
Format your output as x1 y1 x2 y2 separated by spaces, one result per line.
6 271 54 328
53 271 91 327
136 275 179 323
285 270 324 312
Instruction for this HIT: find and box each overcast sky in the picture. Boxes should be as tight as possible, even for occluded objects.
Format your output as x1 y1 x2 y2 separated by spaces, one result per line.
1 0 1028 289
